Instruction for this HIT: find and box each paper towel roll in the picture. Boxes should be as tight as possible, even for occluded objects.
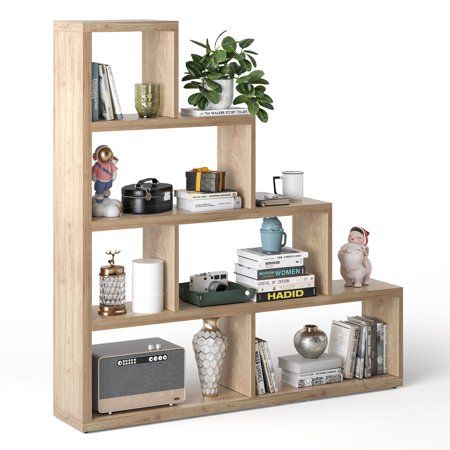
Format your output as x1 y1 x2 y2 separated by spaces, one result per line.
132 258 164 313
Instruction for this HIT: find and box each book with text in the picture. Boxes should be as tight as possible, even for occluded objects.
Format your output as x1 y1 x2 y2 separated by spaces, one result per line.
236 273 315 290
105 64 123 119
255 339 266 395
254 287 316 302
180 107 249 117
257 338 278 393
175 189 238 200
235 263 306 280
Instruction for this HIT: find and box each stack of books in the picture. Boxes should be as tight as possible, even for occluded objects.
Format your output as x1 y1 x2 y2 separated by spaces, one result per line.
328 316 388 379
235 246 316 302
92 62 123 122
278 353 343 388
255 338 278 395
175 189 242 212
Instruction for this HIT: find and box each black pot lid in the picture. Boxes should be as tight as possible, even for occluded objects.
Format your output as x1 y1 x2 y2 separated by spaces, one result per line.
122 178 173 197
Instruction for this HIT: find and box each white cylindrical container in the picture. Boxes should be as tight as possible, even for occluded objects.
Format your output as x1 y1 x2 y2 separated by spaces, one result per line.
132 258 164 313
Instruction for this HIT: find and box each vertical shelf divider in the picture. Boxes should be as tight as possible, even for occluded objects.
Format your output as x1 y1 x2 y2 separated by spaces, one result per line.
53 28 93 429
220 313 256 398
217 122 256 209
142 25 179 118
292 209 332 295
143 225 180 312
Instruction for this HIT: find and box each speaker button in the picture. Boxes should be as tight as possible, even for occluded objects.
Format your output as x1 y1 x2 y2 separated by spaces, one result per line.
163 355 168 360
149 356 153 362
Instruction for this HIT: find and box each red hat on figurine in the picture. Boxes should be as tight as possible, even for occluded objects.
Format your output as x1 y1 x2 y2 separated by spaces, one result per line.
350 226 370 245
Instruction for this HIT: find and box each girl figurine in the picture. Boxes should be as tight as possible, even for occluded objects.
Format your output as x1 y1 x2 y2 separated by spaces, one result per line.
338 226 372 287
91 145 122 218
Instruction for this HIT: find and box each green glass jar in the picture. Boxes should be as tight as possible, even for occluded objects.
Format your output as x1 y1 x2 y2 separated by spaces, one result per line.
135 83 160 118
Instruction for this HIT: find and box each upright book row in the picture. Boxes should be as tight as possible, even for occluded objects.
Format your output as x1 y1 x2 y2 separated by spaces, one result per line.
92 62 123 122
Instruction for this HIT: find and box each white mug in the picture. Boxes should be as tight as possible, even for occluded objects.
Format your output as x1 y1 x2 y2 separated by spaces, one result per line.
273 171 304 201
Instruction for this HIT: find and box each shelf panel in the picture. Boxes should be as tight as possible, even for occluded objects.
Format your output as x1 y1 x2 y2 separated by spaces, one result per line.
91 198 331 231
54 20 178 33
92 279 402 331
84 375 402 431
91 113 255 132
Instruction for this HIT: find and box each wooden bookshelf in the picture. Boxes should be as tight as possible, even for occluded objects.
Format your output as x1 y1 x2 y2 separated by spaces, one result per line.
53 19 403 433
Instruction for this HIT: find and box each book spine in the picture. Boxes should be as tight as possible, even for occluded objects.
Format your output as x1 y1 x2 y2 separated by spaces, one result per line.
364 323 372 378
91 63 99 122
176 190 238 200
262 341 278 393
370 323 377 376
177 197 241 212
345 326 360 379
383 324 388 374
282 372 343 388
354 324 366 379
376 322 384 375
254 339 266 395
254 287 316 302
235 273 314 288
257 339 272 393
235 264 306 280
98 64 114 120
181 108 248 117
105 64 123 119
283 368 343 379
237 256 304 270
237 249 308 262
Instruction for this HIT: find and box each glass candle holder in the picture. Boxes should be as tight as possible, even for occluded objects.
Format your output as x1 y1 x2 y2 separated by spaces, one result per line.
135 83 160 118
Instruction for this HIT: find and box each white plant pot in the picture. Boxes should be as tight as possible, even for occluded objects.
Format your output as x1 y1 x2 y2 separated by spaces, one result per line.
205 79 234 110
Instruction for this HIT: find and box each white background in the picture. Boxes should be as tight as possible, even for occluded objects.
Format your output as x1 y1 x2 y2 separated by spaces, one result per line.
1 0 449 448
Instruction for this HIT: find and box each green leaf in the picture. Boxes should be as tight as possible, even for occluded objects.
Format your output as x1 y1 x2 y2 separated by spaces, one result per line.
198 96 208 110
258 102 274 110
206 39 211 53
214 30 227 48
239 38 254 49
235 52 245 62
182 74 195 82
204 89 221 104
233 95 248 105
205 78 222 92
236 76 250 84
257 108 269 122
221 66 231 75
236 83 255 96
247 100 260 115
186 61 203 77
253 78 269 85
222 36 237 53
248 69 264 80
190 40 207 49
184 81 202 89
244 50 258 55
255 85 266 93
213 49 227 62
188 92 202 106
207 72 223 80
258 93 273 103
247 54 257 67
191 54 202 63
240 59 252 72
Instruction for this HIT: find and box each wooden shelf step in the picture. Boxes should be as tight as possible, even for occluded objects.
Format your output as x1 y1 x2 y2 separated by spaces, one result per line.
92 198 331 231
84 375 402 432
92 279 402 331
91 113 255 132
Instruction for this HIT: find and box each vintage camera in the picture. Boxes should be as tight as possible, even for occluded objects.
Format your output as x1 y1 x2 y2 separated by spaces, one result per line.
190 271 229 292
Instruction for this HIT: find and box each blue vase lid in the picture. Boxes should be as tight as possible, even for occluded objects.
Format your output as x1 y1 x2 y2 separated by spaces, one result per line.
260 217 284 232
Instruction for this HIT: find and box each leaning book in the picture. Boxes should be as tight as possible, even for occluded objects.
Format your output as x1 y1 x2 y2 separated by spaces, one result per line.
180 107 249 117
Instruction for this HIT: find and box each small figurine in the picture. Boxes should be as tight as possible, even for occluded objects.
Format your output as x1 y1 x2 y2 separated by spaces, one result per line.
338 226 372 287
91 145 122 218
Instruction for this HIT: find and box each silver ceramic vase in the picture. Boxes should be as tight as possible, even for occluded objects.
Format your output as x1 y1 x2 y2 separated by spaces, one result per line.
192 318 228 397
294 324 328 359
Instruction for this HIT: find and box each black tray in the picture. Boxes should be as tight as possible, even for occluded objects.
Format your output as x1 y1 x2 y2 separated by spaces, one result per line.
179 282 255 307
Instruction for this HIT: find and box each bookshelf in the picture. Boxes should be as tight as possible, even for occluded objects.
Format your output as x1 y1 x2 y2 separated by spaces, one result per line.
53 19 403 432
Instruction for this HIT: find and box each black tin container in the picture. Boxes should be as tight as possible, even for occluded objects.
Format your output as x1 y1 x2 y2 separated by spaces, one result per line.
122 178 173 214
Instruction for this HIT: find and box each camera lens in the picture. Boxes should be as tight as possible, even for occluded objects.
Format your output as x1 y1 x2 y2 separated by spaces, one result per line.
208 281 228 292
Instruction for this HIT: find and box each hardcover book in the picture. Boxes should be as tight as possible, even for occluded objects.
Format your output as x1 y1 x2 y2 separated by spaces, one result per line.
234 263 306 280
257 338 278 393
383 324 388 374
177 196 241 212
237 256 304 270
255 192 291 207
180 107 249 117
254 339 266 395
235 273 315 291
278 353 342 374
347 317 368 379
254 287 316 302
175 189 238 200
281 369 343 388
328 320 360 379
105 64 123 119
237 247 308 262
91 62 99 122
98 63 114 120
354 316 377 376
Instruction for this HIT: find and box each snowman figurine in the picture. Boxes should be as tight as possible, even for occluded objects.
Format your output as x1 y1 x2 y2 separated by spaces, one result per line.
338 226 372 287
91 145 123 218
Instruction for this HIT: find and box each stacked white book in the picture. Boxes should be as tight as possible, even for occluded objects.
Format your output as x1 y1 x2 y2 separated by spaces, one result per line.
278 353 343 388
255 338 278 395
175 189 242 212
329 316 388 379
235 246 316 302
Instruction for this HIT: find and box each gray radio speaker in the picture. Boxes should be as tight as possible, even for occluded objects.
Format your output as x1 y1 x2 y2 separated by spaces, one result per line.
92 338 185 414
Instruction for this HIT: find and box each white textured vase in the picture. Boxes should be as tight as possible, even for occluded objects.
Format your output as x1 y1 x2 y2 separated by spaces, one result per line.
205 79 234 110
192 318 228 397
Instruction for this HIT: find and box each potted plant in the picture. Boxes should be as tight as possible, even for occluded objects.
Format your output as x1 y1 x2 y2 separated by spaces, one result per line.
182 31 274 122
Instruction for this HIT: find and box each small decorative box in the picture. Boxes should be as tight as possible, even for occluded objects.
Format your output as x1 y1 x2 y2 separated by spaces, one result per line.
186 167 225 193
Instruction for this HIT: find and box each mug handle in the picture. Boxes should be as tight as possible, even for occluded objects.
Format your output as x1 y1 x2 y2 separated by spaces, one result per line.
281 231 287 248
273 176 281 194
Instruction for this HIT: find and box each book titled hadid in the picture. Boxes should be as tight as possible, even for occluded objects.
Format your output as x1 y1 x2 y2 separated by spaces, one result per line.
254 287 316 302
